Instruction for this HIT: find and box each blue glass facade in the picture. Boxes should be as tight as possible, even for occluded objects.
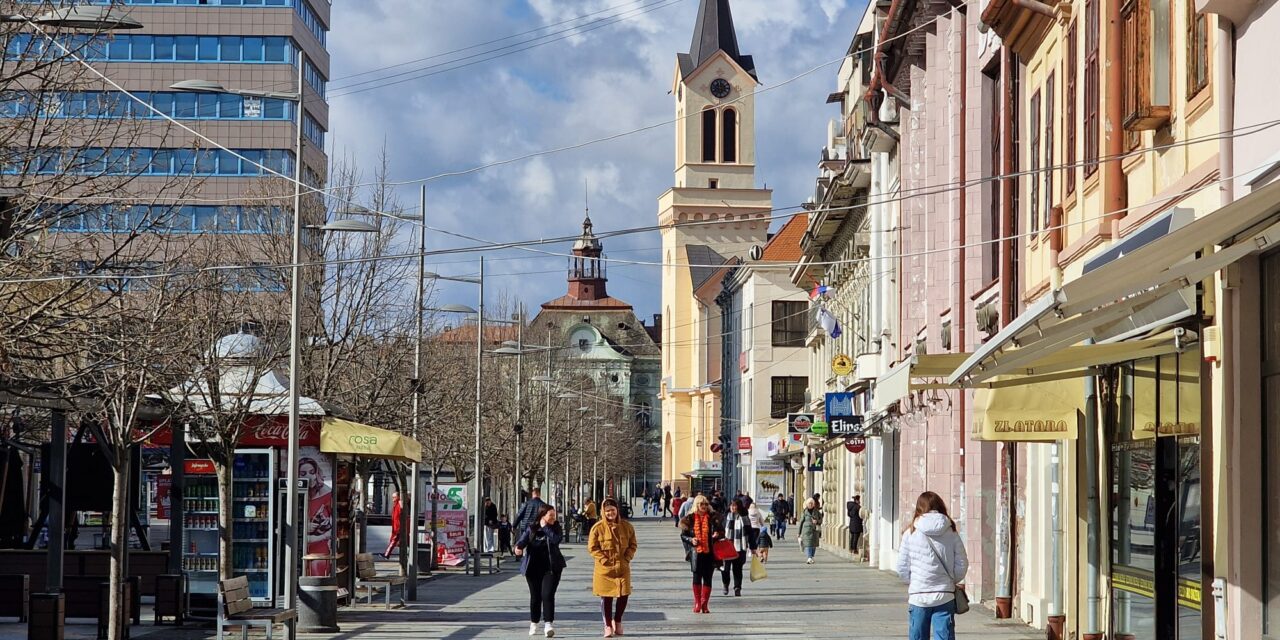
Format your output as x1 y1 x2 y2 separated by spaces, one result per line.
0 91 296 120
8 148 295 177
53 204 286 234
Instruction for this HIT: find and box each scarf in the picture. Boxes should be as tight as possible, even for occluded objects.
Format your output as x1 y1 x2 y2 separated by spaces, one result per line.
693 513 711 554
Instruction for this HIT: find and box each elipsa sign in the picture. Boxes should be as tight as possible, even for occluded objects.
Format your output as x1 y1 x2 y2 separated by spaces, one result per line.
825 392 864 436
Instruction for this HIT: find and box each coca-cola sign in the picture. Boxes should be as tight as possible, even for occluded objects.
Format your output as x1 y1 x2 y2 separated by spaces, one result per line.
147 416 320 448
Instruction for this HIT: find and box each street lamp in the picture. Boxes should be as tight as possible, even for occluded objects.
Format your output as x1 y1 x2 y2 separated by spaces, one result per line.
434 264 487 577
173 51 323 632
2 6 144 30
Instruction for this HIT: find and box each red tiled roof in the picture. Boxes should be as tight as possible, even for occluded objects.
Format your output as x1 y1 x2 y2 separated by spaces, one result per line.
436 323 520 344
760 214 807 262
540 295 634 311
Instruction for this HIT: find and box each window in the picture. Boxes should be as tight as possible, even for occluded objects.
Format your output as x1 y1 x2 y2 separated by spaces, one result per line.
722 108 737 163
1029 89 1041 235
771 301 807 347
1044 72 1055 231
769 376 806 418
1085 0 1100 177
1187 2 1208 98
702 109 717 162
1066 24 1078 194
6 147 294 177
1121 0 1171 130
708 179 718 189
12 35 299 65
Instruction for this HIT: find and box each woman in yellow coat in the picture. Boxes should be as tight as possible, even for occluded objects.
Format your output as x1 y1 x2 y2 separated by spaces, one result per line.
588 498 637 637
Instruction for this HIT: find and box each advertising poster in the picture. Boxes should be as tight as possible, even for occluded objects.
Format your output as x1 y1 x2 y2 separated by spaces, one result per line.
754 460 785 510
154 474 171 521
421 482 469 565
298 447 334 577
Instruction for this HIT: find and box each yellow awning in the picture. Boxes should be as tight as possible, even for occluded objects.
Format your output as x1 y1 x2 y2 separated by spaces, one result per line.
971 377 1085 441
321 418 422 463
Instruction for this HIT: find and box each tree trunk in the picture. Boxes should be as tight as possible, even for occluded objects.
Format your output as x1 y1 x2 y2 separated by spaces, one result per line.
107 448 130 640
217 462 233 580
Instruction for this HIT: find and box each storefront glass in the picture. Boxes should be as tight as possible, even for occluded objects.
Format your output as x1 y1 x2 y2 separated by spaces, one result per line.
1111 348 1201 639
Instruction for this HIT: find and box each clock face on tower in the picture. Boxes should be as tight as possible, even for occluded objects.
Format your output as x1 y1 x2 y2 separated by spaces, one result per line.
710 78 731 99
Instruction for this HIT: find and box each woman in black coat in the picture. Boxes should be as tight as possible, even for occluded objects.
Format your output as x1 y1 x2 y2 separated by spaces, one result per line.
678 494 724 614
515 504 567 637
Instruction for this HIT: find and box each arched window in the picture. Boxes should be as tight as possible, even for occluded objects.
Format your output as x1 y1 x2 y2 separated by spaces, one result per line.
722 108 737 163
701 108 717 162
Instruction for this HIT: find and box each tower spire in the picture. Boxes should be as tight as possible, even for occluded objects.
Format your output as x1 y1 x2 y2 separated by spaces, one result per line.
683 0 757 80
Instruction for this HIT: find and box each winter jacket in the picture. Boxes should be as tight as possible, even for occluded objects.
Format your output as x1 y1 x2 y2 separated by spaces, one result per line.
797 508 823 547
678 511 725 573
513 497 546 534
846 500 864 533
515 522 567 576
896 512 969 603
588 518 637 597
723 512 750 553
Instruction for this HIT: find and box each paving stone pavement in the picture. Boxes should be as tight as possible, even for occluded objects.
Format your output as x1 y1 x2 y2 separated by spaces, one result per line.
0 517 1041 639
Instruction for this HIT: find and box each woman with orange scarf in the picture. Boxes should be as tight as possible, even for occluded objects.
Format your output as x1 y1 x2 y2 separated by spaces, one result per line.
678 494 724 613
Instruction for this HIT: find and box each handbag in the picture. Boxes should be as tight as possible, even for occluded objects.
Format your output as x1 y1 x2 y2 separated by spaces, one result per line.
925 538 969 615
749 555 768 582
713 539 738 561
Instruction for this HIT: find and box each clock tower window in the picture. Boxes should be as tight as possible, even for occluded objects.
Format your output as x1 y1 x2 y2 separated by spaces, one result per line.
722 108 737 163
701 108 718 162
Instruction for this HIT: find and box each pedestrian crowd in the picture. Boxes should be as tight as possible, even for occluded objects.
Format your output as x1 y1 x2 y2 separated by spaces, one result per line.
491 484 967 639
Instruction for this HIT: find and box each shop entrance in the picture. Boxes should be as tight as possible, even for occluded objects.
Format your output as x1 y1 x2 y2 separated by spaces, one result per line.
1109 347 1202 640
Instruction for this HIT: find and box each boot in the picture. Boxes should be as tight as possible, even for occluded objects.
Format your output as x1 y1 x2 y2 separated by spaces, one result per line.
698 584 711 613
691 584 701 612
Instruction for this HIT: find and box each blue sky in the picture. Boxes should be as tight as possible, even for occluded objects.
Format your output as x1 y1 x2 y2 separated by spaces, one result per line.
326 0 866 320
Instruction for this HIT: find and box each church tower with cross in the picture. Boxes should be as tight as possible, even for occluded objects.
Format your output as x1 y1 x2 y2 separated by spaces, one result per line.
658 0 772 492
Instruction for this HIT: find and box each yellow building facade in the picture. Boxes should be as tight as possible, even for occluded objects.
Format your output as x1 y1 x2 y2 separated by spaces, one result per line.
658 0 771 492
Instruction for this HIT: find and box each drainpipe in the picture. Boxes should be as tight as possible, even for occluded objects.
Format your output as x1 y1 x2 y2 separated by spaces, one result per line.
1103 0 1127 229
1048 442 1065 639
1211 16 1234 640
994 47 1017 620
1082 360 1104 640
954 6 969 560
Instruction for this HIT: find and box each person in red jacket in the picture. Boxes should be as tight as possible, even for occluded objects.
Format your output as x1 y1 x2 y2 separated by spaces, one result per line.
382 492 402 559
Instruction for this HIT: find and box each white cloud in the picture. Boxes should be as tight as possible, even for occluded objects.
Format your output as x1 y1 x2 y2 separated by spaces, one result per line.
326 0 859 313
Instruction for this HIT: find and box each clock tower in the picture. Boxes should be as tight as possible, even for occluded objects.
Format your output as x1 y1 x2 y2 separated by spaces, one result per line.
658 0 772 492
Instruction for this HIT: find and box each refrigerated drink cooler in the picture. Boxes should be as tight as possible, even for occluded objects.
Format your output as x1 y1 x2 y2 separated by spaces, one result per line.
183 449 277 618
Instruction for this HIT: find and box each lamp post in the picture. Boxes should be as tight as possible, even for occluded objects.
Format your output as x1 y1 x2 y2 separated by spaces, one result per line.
173 51 332 632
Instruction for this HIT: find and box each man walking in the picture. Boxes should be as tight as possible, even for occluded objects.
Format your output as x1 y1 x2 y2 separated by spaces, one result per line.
514 487 547 534
770 493 791 541
483 497 499 552
846 495 864 557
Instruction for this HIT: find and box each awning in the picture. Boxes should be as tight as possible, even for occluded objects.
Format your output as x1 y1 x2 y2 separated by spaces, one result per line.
948 178 1280 385
320 418 422 463
873 337 1178 412
971 377 1084 441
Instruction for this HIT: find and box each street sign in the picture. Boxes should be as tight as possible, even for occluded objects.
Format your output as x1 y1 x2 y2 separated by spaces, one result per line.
826 392 864 436
737 437 752 452
844 436 867 454
787 413 816 435
832 353 854 376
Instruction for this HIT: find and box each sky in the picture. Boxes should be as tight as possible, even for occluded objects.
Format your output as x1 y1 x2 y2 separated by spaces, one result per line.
326 0 867 322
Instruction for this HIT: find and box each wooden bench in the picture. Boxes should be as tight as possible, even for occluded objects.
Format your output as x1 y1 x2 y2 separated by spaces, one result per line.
353 553 404 609
216 576 295 640
353 552 401 606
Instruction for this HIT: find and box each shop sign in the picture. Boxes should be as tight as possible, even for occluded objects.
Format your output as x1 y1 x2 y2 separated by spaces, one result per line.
826 393 864 436
844 436 867 454
737 437 752 452
811 421 829 436
831 354 854 376
765 435 783 457
808 456 825 472
971 378 1083 441
787 413 816 435
184 459 216 475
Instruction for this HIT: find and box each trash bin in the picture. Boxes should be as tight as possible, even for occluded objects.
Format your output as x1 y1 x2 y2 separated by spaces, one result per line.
28 592 63 640
297 576 340 633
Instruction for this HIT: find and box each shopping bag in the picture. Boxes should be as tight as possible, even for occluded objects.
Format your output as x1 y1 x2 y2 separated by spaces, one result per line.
749 555 768 582
713 539 738 561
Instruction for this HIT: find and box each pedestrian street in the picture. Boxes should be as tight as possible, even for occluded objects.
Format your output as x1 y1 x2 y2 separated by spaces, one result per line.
327 517 1037 639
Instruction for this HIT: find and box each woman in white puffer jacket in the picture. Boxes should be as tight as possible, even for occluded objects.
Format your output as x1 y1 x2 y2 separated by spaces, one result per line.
896 492 968 640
